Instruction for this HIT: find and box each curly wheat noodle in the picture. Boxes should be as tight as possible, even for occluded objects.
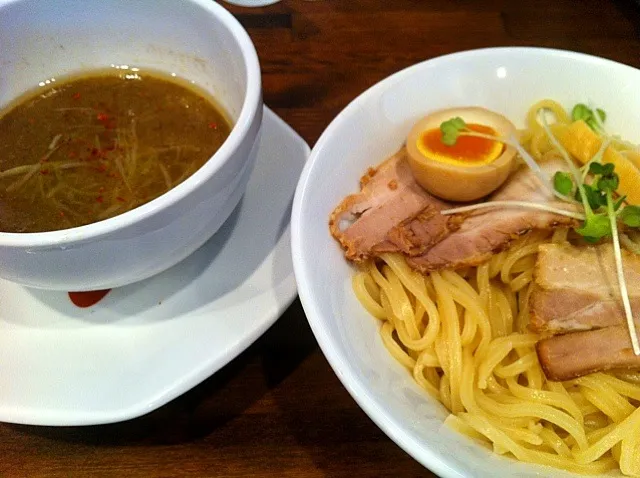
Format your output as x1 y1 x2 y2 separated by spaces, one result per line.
356 246 639 473
495 353 538 378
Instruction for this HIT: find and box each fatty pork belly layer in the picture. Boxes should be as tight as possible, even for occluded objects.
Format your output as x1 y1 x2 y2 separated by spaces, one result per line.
530 243 640 334
330 150 578 271
537 326 640 381
531 243 640 381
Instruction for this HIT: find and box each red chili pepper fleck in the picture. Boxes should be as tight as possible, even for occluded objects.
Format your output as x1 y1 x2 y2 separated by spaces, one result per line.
208 122 218 129
97 113 109 122
68 151 77 159
59 212 65 217
116 196 125 202
40 169 49 175
96 196 104 203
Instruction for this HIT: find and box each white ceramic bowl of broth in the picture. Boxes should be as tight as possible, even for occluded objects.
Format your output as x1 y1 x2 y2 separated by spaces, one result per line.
0 0 262 290
291 48 640 477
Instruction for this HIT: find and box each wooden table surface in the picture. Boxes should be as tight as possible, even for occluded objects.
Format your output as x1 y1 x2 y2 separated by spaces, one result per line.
3 1 640 477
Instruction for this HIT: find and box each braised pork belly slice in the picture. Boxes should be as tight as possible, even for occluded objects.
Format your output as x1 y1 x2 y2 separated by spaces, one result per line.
537 326 640 381
371 207 463 256
329 148 459 262
530 243 640 334
407 157 579 273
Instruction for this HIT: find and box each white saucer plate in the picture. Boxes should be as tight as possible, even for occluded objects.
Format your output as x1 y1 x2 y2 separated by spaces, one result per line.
223 0 282 6
0 106 309 426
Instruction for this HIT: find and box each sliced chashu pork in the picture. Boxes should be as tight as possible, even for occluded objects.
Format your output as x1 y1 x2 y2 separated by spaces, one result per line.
329 148 460 261
530 243 640 334
331 151 578 269
531 243 640 381
406 157 579 273
537 326 640 381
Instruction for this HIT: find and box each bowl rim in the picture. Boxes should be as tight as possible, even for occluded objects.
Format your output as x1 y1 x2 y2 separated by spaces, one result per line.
291 46 640 478
0 0 262 247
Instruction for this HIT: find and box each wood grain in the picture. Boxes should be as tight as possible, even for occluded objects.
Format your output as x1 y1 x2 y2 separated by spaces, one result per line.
2 1 640 476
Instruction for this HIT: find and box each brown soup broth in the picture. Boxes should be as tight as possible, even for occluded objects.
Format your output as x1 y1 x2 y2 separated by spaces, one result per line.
0 69 232 233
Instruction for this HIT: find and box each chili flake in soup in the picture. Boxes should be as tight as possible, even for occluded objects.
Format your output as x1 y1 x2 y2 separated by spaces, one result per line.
0 69 232 233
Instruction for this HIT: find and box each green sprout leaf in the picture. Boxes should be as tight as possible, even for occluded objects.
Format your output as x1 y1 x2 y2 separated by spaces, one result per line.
597 172 620 193
440 117 467 146
589 162 605 175
571 104 607 132
582 235 601 244
553 171 574 196
614 195 627 211
575 213 612 241
576 184 606 210
586 118 599 131
450 117 466 129
572 104 592 122
620 205 640 228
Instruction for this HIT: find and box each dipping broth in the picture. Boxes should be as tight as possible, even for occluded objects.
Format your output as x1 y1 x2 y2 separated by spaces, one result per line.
0 69 232 233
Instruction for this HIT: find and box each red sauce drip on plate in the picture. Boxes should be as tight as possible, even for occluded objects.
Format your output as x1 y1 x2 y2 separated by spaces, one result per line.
68 289 111 308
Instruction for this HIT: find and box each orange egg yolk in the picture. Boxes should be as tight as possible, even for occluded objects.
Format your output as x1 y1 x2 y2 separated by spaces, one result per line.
418 123 504 167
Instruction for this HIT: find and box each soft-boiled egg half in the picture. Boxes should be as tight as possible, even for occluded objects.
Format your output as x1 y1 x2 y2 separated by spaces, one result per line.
406 106 517 202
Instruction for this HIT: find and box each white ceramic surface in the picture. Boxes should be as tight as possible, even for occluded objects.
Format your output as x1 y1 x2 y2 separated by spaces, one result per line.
291 47 640 478
0 107 308 426
0 0 262 291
